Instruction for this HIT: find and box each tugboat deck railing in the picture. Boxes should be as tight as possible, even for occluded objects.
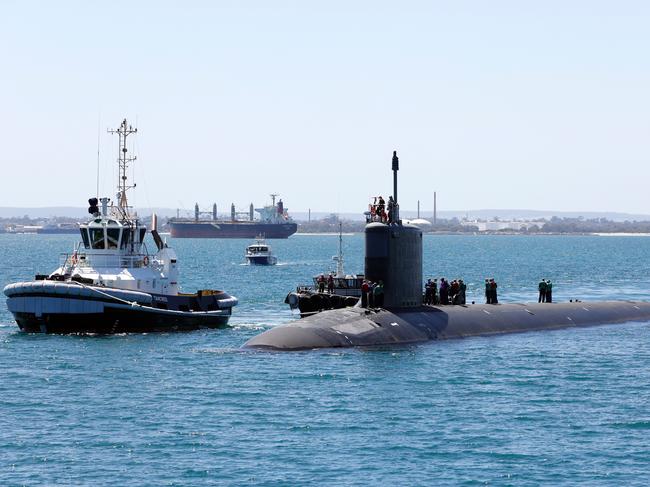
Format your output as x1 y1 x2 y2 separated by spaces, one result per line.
59 252 155 270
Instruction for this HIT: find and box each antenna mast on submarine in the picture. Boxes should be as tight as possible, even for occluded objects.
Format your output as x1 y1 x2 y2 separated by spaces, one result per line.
392 150 399 222
108 119 138 217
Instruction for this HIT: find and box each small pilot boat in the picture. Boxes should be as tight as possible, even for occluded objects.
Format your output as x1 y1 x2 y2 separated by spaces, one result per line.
245 236 277 265
3 119 237 334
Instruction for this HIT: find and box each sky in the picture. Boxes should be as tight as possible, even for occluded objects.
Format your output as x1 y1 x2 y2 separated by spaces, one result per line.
1 1 649 215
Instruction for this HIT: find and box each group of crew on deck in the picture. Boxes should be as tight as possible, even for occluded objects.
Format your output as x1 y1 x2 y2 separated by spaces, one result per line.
538 279 553 303
423 278 500 305
360 280 384 308
424 278 468 305
367 196 397 224
484 278 499 304
349 276 556 309
317 273 336 294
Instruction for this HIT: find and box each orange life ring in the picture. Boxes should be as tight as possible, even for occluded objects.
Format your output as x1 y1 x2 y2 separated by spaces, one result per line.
143 256 149 266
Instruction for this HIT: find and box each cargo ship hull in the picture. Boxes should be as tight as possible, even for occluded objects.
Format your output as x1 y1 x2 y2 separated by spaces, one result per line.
168 221 297 239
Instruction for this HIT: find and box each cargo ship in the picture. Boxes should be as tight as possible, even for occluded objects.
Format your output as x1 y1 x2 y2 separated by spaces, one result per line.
168 194 297 239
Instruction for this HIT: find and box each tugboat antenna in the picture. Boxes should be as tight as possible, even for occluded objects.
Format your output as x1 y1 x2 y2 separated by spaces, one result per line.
336 221 344 277
108 119 138 217
96 115 101 198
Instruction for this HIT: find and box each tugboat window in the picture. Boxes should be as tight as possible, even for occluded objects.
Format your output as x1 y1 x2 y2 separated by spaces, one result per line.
107 228 121 249
120 229 132 249
90 228 106 249
80 228 90 249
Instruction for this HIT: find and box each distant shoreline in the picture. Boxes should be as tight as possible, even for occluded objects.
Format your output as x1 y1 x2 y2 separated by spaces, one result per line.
293 231 650 237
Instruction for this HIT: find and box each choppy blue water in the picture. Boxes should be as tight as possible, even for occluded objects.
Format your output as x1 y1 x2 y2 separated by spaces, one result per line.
2 233 650 485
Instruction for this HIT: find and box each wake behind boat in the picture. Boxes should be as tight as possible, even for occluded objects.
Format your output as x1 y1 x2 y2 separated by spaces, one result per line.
3 119 238 334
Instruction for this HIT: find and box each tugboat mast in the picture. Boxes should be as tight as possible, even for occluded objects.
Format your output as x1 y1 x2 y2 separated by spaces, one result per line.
108 119 138 217
335 221 344 277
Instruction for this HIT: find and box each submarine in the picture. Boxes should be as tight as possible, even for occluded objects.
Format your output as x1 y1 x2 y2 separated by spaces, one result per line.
244 152 650 351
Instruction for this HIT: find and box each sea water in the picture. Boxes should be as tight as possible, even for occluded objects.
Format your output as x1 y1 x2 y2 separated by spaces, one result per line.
1 233 650 485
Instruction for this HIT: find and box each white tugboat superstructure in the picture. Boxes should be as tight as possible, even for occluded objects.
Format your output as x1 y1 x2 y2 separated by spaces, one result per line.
3 119 237 333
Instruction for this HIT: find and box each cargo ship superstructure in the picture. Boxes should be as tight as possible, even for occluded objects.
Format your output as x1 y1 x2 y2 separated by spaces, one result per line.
168 194 297 238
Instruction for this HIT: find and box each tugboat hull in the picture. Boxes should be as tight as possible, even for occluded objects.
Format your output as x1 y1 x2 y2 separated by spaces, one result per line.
285 290 359 317
4 281 236 334
11 305 231 334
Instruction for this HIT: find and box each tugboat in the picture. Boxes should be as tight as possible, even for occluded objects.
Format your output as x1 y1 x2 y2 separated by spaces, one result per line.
285 223 363 316
245 235 278 265
3 119 238 334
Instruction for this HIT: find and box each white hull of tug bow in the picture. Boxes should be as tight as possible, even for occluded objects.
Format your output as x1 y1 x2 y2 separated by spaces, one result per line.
3 118 237 334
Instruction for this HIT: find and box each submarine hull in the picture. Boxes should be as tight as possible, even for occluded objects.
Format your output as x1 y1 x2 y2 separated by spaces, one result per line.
244 301 650 351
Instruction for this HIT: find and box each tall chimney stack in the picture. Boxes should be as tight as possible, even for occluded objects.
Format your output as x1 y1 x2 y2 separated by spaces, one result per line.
433 192 437 225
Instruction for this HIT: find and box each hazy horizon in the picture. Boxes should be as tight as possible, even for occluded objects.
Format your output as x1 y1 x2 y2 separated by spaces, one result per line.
2 2 649 213
2 205 650 223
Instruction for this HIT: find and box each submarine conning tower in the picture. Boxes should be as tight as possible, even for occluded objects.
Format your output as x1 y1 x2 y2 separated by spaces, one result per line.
365 223 422 307
365 150 423 308
364 151 422 308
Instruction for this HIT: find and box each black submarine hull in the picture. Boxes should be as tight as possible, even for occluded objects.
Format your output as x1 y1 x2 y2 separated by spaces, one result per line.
244 301 650 351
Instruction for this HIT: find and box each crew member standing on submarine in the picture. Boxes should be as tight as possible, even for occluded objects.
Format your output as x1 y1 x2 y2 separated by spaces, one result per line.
425 279 433 305
373 280 384 308
546 280 553 303
377 196 386 222
387 196 395 223
440 278 449 305
491 279 499 304
361 280 369 307
538 279 547 303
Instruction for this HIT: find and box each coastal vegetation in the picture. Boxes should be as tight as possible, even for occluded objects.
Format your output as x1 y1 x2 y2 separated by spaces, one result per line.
295 215 650 234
